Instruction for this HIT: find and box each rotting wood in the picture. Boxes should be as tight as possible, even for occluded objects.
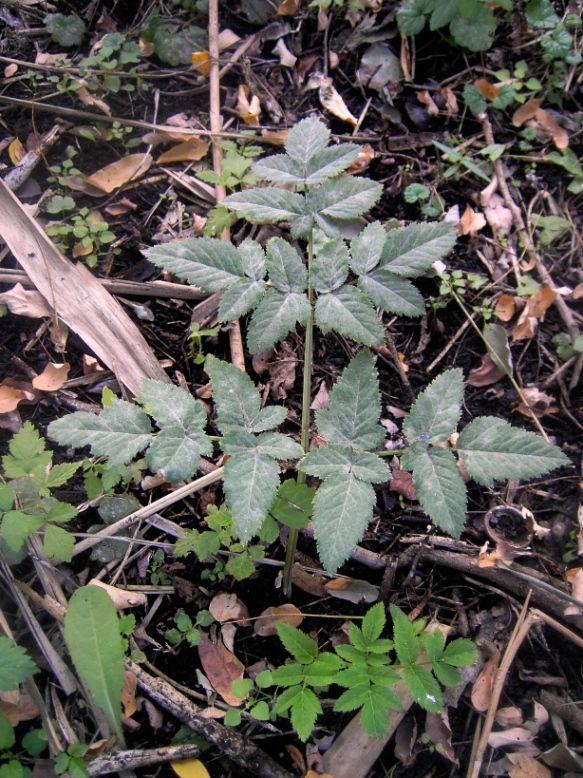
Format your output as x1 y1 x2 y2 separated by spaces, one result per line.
0 180 170 395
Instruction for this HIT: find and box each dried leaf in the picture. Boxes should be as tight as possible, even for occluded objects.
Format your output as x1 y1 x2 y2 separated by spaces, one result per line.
515 387 556 419
261 129 288 146
318 77 357 125
105 198 138 216
121 670 138 717
527 288 556 319
139 37 155 57
495 294 516 322
0 688 39 725
479 539 520 567
273 39 297 68
88 580 147 609
475 79 499 100
483 192 513 235
324 577 378 604
208 593 250 625
512 313 537 341
254 604 303 636
458 204 486 235
237 85 261 126
278 0 300 13
291 566 329 598
425 711 457 764
496 707 524 728
564 568 583 616
441 87 458 116
394 717 417 766
76 86 111 116
512 99 542 127
171 758 211 778
85 153 153 193
467 354 506 388
32 362 70 392
217 30 240 51
157 138 210 164
534 108 569 150
345 143 375 176
197 633 246 706
507 753 551 778
523 701 548 734
417 90 439 116
8 138 26 165
0 380 37 413
0 285 53 319
488 727 535 749
4 64 18 78
389 468 417 500
268 341 297 400
221 622 237 653
471 650 500 712
540 743 583 771
310 380 329 411
191 51 210 77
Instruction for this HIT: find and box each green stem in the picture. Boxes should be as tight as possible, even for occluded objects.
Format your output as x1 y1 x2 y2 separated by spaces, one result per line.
283 233 315 597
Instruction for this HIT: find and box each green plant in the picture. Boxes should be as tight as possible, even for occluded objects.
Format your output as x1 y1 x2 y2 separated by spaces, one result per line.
309 0 366 13
165 608 215 647
149 548 171 585
0 423 81 563
44 14 86 48
141 11 207 66
187 321 222 365
251 603 476 740
54 743 90 778
45 204 117 268
76 33 141 95
552 332 583 362
48 117 568 587
433 140 491 183
546 150 583 195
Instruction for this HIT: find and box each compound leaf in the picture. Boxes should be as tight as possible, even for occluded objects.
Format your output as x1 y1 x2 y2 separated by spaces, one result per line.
310 237 349 293
284 116 331 169
139 379 204 431
316 351 385 450
315 286 385 347
313 473 376 573
350 221 386 275
265 238 307 293
218 278 267 321
290 687 321 742
380 221 457 277
252 154 306 186
276 622 319 664
223 450 280 543
48 402 153 468
305 144 360 185
238 237 266 280
251 405 288 433
143 238 243 293
0 637 37 691
358 269 426 317
390 604 419 666
403 369 464 444
64 585 125 741
441 637 478 667
206 356 261 433
247 289 310 353
2 422 51 479
300 445 389 483
254 432 302 460
402 444 467 537
146 424 211 483
456 417 569 487
403 664 442 712
308 178 383 220
362 602 386 645
223 188 306 223
0 511 43 551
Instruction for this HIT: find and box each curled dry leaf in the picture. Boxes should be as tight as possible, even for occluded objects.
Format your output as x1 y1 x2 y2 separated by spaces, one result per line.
471 649 500 712
527 288 556 319
475 78 499 100
458 204 486 235
467 354 506 388
508 753 551 778
441 87 458 116
310 380 329 410
324 577 378 604
523 701 548 734
478 539 521 567
278 0 301 13
0 283 52 318
540 742 583 771
394 717 417 767
197 633 246 707
496 706 524 728
417 90 439 116
221 622 237 654
515 386 557 419
273 38 297 68
32 362 70 392
105 198 137 216
85 153 153 193
237 85 261 126
291 565 329 598
345 143 375 176
495 294 516 322
487 727 536 749
8 138 26 165
208 592 250 625
425 711 457 765
88 579 147 609
534 108 569 150
564 568 583 616
0 688 40 726
268 341 298 400
317 77 357 125
0 384 28 413
191 51 210 77
4 64 18 78
76 86 111 116
512 99 542 127
121 670 138 718
157 138 210 164
254 603 303 636
390 468 417 501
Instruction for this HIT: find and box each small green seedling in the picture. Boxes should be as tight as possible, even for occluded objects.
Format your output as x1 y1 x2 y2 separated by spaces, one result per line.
165 609 215 647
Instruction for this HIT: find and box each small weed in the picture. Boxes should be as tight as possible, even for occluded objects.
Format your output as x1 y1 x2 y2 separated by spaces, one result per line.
165 608 214 647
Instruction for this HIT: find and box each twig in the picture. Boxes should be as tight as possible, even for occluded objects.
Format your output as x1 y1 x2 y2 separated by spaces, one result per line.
81 744 202 776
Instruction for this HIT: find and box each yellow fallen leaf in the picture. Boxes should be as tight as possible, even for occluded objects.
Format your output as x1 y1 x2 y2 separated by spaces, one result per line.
139 37 155 57
8 138 26 165
32 362 70 392
237 85 261 126
318 78 357 125
170 759 210 778
157 138 210 164
278 0 300 13
72 241 94 258
191 51 210 77
85 153 153 193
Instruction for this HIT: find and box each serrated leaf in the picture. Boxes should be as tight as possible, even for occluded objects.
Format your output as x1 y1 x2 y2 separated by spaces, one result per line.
273 684 302 714
0 713 15 751
247 289 310 353
441 637 478 666
284 117 330 168
397 0 434 35
269 479 315 529
48 401 153 468
276 622 319 664
174 528 200 558
265 238 307 293
254 432 302 460
44 500 77 523
223 188 306 223
315 286 385 347
432 662 461 687
313 474 376 573
43 523 75 562
225 551 256 580
221 429 258 453
315 351 385 450
290 687 322 741
252 154 307 186
308 178 383 220
270 663 305 687
403 665 442 711
64 585 125 741
430 0 457 28
334 644 367 663
218 278 267 321
44 462 80 489
146 424 211 483
450 4 497 51
402 444 467 537
251 405 288 432
420 629 445 662
358 269 426 317
238 238 266 280
194 530 221 560
380 221 457 277
144 238 244 292
224 451 280 543
390 604 419 665
456 417 568 487
350 221 386 275
303 653 344 686
0 637 37 691
344 685 400 738
305 144 361 185
463 84 488 116
206 356 261 433
0 484 14 512
1 511 43 551
2 422 51 479
362 602 386 645
310 238 349 293
483 323 513 376
403 369 464 444
300 445 389 483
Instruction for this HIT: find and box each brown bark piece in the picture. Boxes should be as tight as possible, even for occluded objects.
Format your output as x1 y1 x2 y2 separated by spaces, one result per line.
0 180 169 395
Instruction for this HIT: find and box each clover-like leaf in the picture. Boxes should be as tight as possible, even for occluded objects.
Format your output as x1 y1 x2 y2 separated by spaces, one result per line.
456 417 569 487
315 286 385 347
144 237 244 292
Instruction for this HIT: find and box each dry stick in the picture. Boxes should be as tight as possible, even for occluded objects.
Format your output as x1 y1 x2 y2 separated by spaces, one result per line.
467 598 536 778
128 662 295 778
208 0 245 370
81 744 202 777
479 113 579 344
72 467 224 556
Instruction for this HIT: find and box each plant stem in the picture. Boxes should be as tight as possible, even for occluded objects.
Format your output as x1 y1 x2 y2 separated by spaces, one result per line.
282 233 315 597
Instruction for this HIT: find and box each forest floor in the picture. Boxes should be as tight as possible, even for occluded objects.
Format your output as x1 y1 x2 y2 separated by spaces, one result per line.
1 1 583 777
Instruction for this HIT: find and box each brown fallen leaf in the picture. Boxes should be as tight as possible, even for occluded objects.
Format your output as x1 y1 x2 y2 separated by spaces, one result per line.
88 579 147 609
515 386 557 419
458 204 486 235
394 717 417 766
121 670 138 718
345 143 375 176
4 64 18 78
0 687 39 725
534 108 569 150
508 752 551 778
471 649 500 712
268 341 298 400
261 129 288 146
208 593 250 625
76 86 111 116
237 85 261 126
389 468 417 501
540 742 583 771
0 383 30 413
441 86 458 116
198 633 246 707
425 711 457 765
512 98 542 127
417 90 439 116
278 0 300 13
496 706 524 728
487 727 535 749
324 577 379 604
8 138 25 165
483 192 513 235
157 138 210 164
85 153 153 193
254 604 303 636
475 78 499 100
317 76 357 125
527 287 556 319
105 198 138 216
467 354 506 387
564 567 583 616
291 565 329 598
32 362 70 392
0 283 53 318
191 51 210 77
495 294 516 322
